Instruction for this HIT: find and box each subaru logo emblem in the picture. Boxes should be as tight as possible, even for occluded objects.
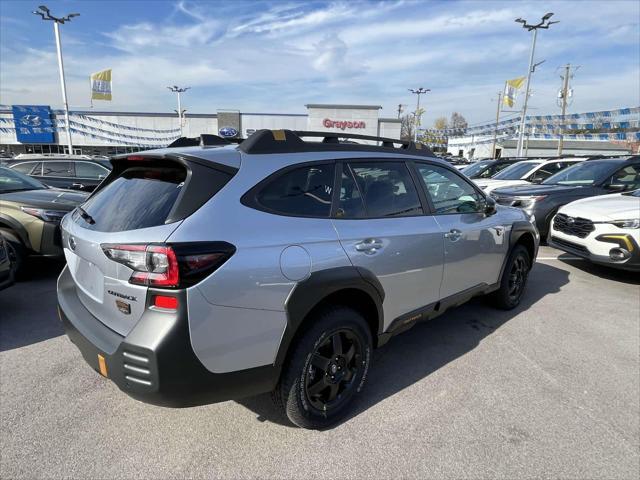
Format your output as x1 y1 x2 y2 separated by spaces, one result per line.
219 127 238 137
20 114 42 127
69 236 76 251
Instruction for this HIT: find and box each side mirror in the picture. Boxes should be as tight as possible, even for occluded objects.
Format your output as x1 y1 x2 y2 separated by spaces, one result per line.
484 196 497 216
605 183 626 192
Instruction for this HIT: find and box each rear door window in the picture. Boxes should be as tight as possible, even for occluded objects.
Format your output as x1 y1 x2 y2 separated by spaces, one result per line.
340 162 422 218
79 166 187 232
254 163 335 217
43 161 73 177
76 162 109 179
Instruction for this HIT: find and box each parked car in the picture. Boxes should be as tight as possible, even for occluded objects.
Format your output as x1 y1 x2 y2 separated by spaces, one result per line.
0 233 16 291
6 155 111 192
461 158 524 179
57 129 538 429
490 156 640 238
0 167 88 272
548 189 640 271
474 157 587 194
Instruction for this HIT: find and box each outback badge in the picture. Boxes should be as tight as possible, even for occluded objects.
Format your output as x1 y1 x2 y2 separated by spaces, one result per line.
115 299 131 315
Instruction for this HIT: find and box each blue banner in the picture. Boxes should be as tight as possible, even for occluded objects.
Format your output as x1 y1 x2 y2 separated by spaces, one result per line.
12 105 55 143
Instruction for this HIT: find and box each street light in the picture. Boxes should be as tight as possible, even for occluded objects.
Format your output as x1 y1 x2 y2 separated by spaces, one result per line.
167 86 190 136
32 5 80 154
514 12 559 156
408 87 430 143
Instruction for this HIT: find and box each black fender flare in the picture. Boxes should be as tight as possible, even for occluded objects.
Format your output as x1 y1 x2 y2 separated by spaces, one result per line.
0 213 32 249
499 221 539 283
276 266 385 367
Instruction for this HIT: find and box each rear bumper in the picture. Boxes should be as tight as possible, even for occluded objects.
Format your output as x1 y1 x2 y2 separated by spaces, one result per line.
549 235 640 272
57 266 279 407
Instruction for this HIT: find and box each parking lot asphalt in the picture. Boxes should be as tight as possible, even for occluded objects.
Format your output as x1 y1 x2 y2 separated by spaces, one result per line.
1 247 639 479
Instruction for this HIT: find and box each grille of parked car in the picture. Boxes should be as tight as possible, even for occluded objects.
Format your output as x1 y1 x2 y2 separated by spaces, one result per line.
553 214 595 238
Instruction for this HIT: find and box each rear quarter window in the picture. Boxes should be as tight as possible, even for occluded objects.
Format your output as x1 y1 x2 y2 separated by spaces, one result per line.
249 163 335 217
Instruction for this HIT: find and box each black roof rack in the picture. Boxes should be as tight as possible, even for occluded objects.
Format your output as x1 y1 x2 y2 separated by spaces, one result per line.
238 129 435 157
167 134 241 148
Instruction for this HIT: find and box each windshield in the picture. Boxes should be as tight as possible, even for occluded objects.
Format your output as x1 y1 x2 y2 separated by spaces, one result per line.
461 161 491 177
493 162 542 180
0 167 47 192
543 161 616 185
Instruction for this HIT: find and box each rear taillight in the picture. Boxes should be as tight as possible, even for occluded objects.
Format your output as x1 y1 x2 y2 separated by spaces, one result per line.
101 242 235 288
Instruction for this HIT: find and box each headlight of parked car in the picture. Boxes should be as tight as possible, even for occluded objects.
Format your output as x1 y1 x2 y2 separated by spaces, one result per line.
612 219 640 229
21 207 68 223
513 195 547 210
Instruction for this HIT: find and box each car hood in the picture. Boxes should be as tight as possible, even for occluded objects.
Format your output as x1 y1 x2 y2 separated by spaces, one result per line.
474 179 529 193
492 183 584 197
0 188 88 210
558 193 640 221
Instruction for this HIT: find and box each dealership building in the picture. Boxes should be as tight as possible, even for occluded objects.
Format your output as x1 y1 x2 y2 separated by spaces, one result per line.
0 104 401 156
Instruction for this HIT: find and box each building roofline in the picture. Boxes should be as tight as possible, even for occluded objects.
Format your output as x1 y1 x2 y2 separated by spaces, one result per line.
305 104 382 110
379 118 401 123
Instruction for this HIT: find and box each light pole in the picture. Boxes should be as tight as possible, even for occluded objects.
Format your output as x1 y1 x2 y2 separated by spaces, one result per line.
33 5 79 155
167 86 190 136
408 87 430 142
514 12 559 156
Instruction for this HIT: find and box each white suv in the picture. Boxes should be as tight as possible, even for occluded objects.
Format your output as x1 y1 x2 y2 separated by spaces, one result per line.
474 158 587 194
549 189 640 271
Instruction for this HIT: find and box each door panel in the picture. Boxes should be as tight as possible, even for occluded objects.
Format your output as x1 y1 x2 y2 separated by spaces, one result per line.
415 162 508 298
332 161 444 329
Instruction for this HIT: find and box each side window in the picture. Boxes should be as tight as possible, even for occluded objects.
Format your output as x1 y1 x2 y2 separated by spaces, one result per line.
417 163 485 214
43 161 73 177
530 162 563 182
337 164 366 218
76 162 109 179
11 162 41 175
341 162 422 218
255 163 335 217
609 165 640 190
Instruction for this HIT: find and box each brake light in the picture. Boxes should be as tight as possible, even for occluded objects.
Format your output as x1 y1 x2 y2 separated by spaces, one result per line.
126 155 147 161
101 242 235 288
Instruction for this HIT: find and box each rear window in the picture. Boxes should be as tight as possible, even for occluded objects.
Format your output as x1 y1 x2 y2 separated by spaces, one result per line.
79 166 186 232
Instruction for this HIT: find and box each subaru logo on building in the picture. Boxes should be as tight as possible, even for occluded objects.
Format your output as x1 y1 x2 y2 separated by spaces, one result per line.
219 127 238 137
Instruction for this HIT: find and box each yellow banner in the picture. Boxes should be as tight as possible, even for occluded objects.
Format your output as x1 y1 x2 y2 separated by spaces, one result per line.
503 76 526 107
91 69 112 101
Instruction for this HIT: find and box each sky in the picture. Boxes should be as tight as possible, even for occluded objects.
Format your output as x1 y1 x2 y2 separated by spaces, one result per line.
0 0 638 127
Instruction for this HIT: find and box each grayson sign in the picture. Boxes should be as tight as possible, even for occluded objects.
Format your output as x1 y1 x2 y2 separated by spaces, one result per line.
323 118 366 130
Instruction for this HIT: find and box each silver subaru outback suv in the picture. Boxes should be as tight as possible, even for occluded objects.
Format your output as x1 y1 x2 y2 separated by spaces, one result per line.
57 130 539 429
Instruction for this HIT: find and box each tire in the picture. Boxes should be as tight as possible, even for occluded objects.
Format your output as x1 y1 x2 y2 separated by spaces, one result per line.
5 239 26 278
272 306 373 429
490 244 531 310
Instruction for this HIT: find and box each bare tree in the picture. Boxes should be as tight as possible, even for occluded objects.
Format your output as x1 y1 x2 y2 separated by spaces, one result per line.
400 114 415 140
433 117 448 130
449 112 468 131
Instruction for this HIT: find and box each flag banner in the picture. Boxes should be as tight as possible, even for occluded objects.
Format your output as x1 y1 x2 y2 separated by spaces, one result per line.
503 77 526 107
91 69 112 101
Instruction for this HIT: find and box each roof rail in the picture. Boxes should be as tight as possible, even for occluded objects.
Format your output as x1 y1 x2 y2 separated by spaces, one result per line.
239 129 435 157
167 134 240 148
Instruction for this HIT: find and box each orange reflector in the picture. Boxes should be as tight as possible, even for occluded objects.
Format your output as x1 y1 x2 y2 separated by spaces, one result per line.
153 295 179 310
272 130 286 141
98 354 108 377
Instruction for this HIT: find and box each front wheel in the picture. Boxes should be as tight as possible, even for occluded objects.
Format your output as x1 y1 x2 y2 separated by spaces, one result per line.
490 245 531 310
272 306 372 429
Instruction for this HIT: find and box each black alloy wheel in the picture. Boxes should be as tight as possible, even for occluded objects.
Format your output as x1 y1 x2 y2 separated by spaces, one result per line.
508 255 528 302
304 328 363 411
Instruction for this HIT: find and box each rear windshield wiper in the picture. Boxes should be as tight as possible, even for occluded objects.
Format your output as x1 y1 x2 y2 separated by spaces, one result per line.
77 206 96 225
